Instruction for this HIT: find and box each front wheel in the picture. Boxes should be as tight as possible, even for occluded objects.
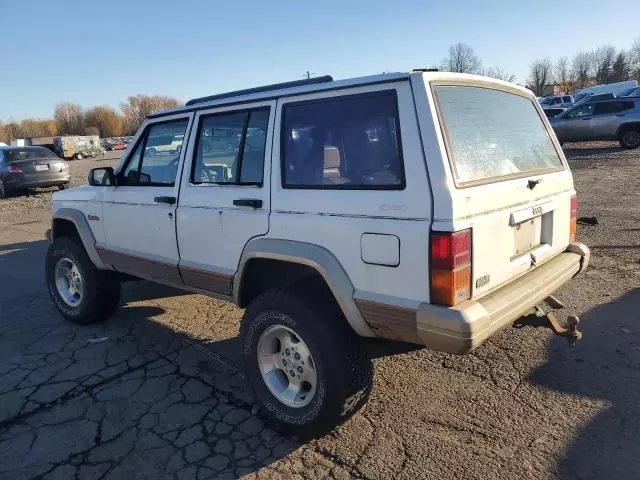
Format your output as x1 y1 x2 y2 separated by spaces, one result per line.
46 236 121 325
619 127 640 149
240 286 373 438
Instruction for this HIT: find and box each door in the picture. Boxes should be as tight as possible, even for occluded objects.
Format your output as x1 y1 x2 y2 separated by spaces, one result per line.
99 115 193 284
430 83 574 299
590 101 634 139
176 102 274 297
555 102 595 141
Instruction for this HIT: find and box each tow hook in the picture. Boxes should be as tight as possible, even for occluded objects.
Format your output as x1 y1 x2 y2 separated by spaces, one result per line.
542 295 583 344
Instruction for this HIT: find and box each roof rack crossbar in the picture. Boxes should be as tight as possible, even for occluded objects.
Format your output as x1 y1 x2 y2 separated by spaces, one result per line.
185 75 334 106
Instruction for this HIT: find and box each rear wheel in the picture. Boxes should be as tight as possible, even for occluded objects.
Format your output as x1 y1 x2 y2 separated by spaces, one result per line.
0 178 6 198
46 236 121 324
240 284 373 438
619 127 640 149
75 153 84 160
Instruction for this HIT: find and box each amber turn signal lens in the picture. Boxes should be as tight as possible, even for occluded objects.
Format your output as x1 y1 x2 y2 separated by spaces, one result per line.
430 266 471 306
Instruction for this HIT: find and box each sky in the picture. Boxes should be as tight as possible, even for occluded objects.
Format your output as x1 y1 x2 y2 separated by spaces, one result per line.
1 0 638 121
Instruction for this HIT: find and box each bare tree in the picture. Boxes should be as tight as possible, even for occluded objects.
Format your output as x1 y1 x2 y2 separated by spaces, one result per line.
121 95 182 135
630 38 640 81
572 51 592 88
593 45 617 84
554 57 574 93
441 43 482 74
54 102 84 135
483 67 516 82
84 106 124 138
528 58 553 96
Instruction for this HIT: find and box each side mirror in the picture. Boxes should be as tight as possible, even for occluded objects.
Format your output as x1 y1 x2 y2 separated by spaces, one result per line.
88 167 115 186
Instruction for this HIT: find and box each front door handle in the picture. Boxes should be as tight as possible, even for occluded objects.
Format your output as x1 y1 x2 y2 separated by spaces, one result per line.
154 196 176 205
233 198 262 209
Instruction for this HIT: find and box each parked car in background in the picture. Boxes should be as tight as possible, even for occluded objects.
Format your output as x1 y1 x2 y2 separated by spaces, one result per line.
543 107 566 118
539 95 574 108
0 146 70 197
550 98 640 148
622 87 640 97
573 80 638 101
109 141 128 151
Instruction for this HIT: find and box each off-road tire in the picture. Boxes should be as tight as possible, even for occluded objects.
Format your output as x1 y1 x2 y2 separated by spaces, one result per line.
0 178 6 198
46 236 121 325
240 284 373 438
619 126 640 149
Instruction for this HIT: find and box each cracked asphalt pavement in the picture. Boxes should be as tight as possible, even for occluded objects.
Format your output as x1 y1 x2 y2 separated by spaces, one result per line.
1 143 639 479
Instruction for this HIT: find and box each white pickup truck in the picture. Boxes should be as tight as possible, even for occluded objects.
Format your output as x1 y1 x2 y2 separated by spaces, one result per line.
45 72 589 436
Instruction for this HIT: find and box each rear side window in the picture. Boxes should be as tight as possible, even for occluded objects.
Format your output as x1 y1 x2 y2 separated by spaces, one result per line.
434 86 563 184
192 108 269 185
563 96 572 103
282 91 404 189
593 101 634 115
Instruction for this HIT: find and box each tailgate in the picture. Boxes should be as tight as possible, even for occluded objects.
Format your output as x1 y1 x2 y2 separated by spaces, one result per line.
428 80 573 300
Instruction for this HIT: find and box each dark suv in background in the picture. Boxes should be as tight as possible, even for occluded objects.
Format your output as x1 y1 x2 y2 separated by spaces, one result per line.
550 98 640 148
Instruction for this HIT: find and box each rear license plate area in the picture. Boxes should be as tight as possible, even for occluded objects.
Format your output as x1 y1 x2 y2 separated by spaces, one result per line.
513 217 542 257
35 164 49 172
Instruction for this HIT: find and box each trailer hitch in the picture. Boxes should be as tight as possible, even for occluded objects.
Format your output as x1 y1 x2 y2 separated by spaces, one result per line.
542 295 583 344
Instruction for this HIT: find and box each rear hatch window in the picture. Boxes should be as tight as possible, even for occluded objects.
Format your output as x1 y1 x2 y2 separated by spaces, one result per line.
433 86 563 184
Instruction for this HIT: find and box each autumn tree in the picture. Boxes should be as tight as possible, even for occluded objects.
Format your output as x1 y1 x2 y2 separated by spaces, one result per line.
84 106 124 137
441 43 482 74
121 95 182 135
483 67 516 82
528 58 553 96
571 51 592 88
54 102 84 135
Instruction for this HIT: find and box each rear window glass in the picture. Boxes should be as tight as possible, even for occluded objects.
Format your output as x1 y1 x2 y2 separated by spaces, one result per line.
434 86 563 184
5 147 58 162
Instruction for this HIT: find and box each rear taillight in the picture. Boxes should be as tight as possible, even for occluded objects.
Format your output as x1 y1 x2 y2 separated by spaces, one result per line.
8 164 22 173
570 194 577 242
430 229 472 306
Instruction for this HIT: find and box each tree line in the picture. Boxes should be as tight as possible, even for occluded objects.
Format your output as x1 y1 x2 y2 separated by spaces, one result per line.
528 38 640 96
0 95 181 144
440 38 640 96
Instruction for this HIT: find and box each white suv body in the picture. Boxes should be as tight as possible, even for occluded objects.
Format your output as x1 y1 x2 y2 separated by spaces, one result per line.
47 71 589 436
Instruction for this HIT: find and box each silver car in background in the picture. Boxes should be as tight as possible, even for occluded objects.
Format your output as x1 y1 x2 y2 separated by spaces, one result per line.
549 98 640 149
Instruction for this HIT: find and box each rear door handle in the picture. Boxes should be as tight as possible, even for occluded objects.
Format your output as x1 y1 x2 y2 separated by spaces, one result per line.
233 198 262 209
154 196 176 205
616 113 626 117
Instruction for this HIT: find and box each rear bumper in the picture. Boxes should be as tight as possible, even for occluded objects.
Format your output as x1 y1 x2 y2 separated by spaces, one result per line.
4 174 70 190
356 243 590 354
416 242 589 353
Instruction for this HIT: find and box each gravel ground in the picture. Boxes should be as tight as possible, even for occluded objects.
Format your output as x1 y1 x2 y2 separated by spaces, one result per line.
0 142 639 480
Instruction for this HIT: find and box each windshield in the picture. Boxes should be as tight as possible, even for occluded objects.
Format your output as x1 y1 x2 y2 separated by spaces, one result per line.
5 147 59 162
434 85 563 184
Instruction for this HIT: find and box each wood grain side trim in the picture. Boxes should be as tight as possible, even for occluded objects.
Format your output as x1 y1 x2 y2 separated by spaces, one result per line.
180 265 233 296
355 299 421 344
95 247 182 285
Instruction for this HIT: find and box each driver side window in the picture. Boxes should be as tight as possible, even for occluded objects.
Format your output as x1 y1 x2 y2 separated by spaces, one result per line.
120 119 189 186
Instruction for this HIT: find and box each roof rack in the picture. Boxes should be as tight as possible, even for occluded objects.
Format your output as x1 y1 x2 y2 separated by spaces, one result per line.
186 75 334 106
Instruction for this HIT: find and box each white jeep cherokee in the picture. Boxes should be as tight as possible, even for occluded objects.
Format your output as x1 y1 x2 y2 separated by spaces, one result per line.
46 72 590 436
